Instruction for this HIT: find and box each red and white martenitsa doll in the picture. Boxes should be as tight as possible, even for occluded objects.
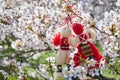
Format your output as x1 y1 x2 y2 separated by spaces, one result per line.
71 23 105 77
53 26 75 79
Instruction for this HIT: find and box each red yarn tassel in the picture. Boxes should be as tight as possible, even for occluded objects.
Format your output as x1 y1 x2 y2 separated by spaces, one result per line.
88 41 104 68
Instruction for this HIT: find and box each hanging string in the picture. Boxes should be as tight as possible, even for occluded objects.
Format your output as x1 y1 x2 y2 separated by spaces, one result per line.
59 0 84 29
63 0 82 19
60 0 72 27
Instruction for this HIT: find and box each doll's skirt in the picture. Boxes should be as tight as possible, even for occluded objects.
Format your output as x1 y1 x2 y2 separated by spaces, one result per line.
55 49 70 65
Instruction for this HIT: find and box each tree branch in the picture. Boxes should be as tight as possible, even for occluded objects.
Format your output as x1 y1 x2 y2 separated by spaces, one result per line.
25 48 52 59
94 26 111 36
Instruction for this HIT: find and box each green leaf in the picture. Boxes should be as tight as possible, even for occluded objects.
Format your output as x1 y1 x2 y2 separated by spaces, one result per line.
95 42 103 54
2 46 16 54
0 72 5 80
27 77 41 80
102 69 120 78
23 67 35 74
7 76 17 80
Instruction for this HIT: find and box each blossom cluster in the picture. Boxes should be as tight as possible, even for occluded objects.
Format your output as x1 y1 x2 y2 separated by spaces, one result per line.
96 10 120 58
0 0 64 51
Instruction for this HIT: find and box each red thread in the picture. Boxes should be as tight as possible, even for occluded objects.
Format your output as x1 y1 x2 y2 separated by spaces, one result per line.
60 0 82 27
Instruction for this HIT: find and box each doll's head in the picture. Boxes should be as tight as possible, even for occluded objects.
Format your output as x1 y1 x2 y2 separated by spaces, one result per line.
53 26 71 46
72 23 84 35
72 23 96 41
85 28 96 41
60 26 71 38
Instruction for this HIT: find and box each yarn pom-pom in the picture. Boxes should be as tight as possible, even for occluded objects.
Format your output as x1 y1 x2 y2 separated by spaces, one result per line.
72 23 84 35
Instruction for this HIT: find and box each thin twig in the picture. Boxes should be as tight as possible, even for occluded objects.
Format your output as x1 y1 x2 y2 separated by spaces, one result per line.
69 9 83 20
94 26 111 36
36 69 48 80
48 55 54 80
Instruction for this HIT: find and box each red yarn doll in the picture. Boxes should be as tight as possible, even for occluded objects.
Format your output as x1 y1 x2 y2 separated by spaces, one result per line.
72 23 104 77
